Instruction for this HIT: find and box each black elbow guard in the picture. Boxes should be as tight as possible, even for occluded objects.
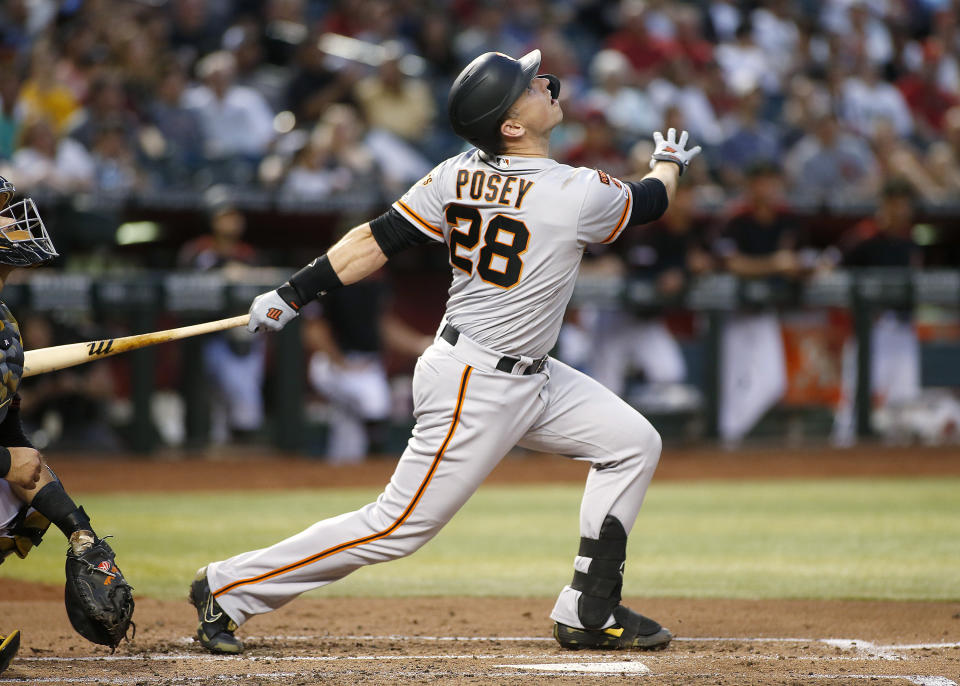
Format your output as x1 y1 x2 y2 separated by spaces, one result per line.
626 178 669 226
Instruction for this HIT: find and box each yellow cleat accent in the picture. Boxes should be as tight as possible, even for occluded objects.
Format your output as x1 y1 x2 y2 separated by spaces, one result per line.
0 630 21 675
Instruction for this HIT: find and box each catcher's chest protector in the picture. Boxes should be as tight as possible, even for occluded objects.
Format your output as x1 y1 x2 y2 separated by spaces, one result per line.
0 302 23 424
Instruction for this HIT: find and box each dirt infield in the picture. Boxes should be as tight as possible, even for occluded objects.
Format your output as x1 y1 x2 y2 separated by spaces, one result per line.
2 445 959 684
2 583 958 685
42 443 960 493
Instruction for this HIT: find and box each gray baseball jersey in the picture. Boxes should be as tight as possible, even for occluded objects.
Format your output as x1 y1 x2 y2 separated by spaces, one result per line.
206 150 666 636
394 150 634 357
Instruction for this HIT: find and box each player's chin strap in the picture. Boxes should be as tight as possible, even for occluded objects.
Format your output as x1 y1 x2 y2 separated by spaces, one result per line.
571 515 627 629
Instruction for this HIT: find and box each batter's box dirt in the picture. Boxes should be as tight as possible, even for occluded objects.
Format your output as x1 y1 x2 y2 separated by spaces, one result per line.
1 590 957 685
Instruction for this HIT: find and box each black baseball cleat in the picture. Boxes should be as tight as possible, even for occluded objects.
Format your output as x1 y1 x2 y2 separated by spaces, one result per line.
553 606 672 650
0 630 20 675
188 567 244 654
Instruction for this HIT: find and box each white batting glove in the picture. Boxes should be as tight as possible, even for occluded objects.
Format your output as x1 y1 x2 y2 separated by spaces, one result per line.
248 288 300 333
649 128 702 176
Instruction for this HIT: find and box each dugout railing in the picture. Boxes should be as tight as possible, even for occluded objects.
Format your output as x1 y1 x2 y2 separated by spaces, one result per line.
5 268 959 452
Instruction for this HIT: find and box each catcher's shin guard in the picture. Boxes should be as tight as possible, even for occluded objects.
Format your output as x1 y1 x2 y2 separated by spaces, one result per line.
553 515 671 650
189 567 243 654
0 629 20 675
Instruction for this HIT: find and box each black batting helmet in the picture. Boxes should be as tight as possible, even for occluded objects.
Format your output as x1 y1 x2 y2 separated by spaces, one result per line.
0 175 58 267
447 49 560 156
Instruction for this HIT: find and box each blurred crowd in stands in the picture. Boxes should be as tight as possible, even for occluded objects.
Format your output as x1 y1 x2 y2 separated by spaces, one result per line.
0 0 959 209
3 0 960 455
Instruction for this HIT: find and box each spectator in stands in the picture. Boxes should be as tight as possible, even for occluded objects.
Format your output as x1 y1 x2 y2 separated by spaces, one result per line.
841 59 913 138
869 118 939 203
672 4 714 72
280 128 353 201
581 49 661 143
144 62 205 187
68 73 141 151
784 113 881 206
260 0 309 68
414 14 459 82
281 104 381 202
89 119 145 195
452 1 526 66
718 86 782 189
166 0 222 66
715 21 780 96
177 196 266 445
604 0 676 81
824 0 894 70
714 161 803 442
832 179 923 444
0 69 20 161
561 109 630 178
925 140 960 202
353 43 435 145
285 31 360 126
5 118 94 194
16 42 81 135
222 19 290 112
897 39 960 140
946 106 960 162
750 0 800 82
648 57 724 147
780 74 834 148
0 0 51 60
303 272 431 463
352 45 433 194
183 51 275 184
923 8 960 94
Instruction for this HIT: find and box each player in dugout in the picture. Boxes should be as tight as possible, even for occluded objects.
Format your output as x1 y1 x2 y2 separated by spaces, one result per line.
190 50 700 654
0 175 133 676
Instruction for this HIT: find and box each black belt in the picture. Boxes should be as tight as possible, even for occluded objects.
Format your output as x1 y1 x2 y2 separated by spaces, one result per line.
440 324 547 375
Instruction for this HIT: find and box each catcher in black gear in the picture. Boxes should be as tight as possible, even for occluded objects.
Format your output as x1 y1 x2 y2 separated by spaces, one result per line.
0 175 134 674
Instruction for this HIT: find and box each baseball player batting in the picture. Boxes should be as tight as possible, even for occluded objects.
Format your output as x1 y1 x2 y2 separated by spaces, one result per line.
190 49 700 654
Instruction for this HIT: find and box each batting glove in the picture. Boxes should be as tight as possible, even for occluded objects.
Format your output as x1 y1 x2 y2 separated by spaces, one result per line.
649 128 702 176
247 285 301 333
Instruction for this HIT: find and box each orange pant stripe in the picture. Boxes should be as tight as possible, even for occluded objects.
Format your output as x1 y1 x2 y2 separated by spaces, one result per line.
213 365 474 597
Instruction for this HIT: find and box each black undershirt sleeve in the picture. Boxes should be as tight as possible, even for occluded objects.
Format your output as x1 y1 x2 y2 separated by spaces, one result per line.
625 178 669 227
0 397 33 449
0 397 33 479
370 207 433 257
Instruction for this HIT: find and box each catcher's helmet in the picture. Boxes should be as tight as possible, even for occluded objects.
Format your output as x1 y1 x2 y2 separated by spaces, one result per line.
0 175 58 267
447 49 560 156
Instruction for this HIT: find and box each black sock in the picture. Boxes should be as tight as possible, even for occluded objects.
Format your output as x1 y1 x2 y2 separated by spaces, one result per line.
30 482 95 539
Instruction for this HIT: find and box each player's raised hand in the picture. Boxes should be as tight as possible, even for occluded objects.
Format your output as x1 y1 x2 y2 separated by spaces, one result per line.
649 128 702 176
247 286 301 333
5 447 42 489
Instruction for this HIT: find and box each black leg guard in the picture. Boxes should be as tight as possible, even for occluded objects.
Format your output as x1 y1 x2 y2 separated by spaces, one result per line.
555 515 672 650
572 515 627 629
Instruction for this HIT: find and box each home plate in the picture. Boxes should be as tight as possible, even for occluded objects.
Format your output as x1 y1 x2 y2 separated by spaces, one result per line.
502 661 651 674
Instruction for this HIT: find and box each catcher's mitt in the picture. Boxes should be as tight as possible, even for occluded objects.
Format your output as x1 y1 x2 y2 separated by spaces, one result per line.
64 537 135 650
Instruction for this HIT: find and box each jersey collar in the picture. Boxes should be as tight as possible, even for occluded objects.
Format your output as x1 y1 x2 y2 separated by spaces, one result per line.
477 149 556 173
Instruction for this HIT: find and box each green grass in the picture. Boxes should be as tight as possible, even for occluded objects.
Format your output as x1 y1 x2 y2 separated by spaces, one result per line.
2 478 957 602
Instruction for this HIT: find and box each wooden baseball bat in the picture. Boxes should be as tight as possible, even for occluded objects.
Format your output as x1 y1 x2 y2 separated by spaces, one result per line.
22 314 251 378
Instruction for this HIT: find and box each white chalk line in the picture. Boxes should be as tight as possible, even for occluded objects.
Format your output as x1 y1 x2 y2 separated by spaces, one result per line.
183 633 960 653
6 672 953 686
5 635 956 685
502 660 651 674
811 677 957 686
13 652 909 664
